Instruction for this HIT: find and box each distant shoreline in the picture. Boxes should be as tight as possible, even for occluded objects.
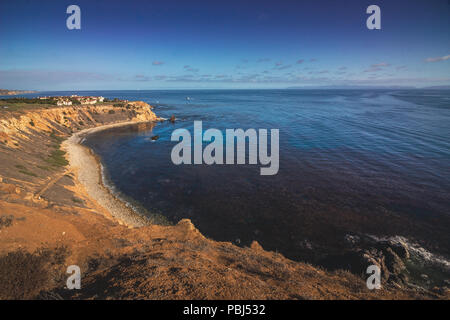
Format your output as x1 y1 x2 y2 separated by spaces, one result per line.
2 87 450 97
0 89 38 96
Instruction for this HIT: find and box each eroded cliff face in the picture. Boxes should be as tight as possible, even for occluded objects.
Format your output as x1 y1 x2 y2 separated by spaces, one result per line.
0 102 158 147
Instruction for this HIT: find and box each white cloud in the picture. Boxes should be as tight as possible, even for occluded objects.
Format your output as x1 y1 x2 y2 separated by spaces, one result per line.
425 55 450 62
363 67 382 73
371 62 390 67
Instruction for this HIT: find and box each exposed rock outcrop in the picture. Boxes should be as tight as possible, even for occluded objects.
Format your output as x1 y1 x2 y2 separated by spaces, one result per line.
0 102 158 142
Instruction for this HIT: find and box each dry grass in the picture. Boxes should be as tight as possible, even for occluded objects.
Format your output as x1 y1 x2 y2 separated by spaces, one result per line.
0 250 49 299
0 246 70 300
0 215 14 229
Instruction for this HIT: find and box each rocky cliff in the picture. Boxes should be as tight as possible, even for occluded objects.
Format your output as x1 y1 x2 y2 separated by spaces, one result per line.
0 101 157 146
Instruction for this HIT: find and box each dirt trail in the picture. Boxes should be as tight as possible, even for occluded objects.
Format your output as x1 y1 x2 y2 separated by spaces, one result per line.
35 169 72 198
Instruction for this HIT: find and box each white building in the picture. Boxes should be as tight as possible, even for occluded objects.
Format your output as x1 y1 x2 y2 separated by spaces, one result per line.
56 99 72 106
80 98 97 105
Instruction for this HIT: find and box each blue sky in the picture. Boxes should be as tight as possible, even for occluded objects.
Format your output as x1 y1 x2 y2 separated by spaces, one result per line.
0 0 449 90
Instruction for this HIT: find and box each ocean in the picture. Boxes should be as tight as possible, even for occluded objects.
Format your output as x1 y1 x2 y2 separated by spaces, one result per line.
30 89 450 263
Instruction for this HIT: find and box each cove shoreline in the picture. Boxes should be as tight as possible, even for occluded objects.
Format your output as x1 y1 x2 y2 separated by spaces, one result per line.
62 120 161 228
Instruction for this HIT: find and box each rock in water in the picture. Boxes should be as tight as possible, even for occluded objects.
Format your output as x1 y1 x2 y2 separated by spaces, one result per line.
384 248 406 275
388 240 410 260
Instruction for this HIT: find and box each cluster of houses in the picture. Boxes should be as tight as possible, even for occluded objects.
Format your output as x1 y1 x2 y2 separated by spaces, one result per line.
56 98 73 106
39 95 105 106
76 95 105 105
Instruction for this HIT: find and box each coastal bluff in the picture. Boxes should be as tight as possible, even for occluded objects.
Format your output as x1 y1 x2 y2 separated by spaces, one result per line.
0 101 158 144
0 101 446 300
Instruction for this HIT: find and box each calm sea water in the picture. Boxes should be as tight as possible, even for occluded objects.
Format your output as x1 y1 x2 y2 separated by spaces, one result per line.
42 90 450 261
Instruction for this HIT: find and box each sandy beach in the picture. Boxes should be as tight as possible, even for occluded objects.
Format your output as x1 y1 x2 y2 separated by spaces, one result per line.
62 121 156 228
